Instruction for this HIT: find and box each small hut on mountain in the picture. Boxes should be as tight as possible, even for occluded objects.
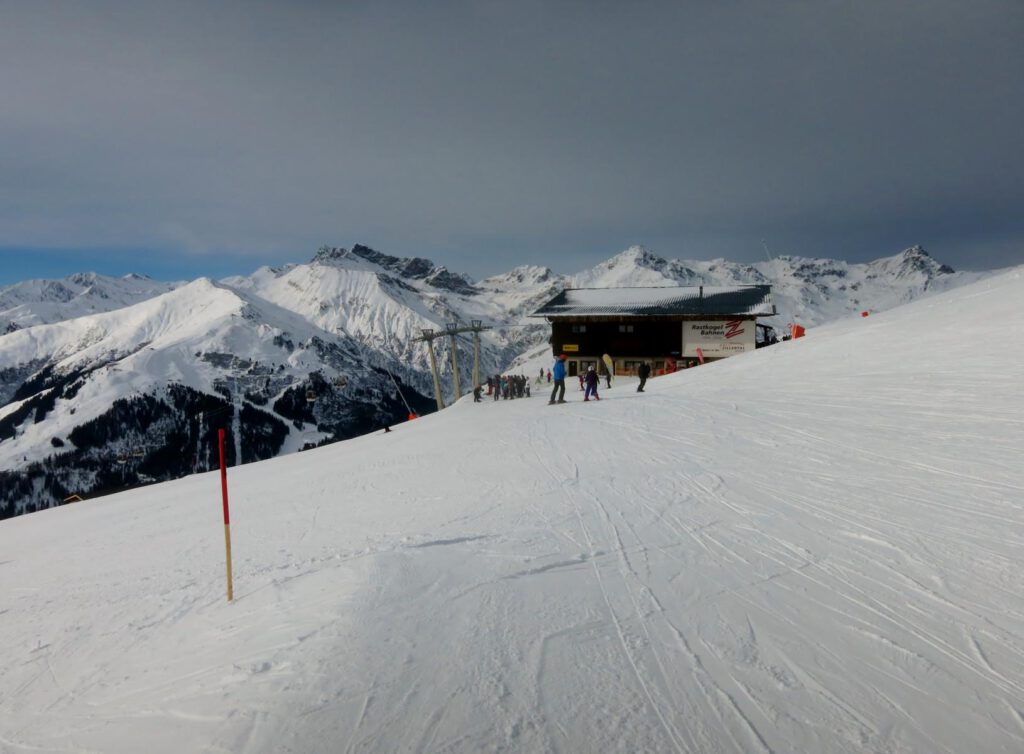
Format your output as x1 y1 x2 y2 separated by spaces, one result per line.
531 285 776 376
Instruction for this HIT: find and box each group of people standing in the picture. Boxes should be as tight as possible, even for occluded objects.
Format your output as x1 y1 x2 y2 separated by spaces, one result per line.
547 355 609 404
479 374 531 402
475 355 658 406
549 354 655 404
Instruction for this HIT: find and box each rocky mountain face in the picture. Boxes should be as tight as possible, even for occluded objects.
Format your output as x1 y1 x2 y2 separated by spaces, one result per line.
0 243 995 518
0 278 433 518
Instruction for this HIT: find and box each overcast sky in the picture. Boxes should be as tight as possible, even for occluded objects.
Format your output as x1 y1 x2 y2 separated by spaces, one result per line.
1 0 1022 284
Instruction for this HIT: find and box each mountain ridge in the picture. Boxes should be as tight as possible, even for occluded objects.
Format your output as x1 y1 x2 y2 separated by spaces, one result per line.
0 243 1000 517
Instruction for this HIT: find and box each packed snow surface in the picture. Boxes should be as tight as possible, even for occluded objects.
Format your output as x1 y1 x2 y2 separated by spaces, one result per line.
2 269 1023 753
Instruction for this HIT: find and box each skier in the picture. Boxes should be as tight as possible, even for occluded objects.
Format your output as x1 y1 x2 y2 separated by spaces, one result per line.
637 361 651 392
548 354 567 404
473 384 482 403
583 365 600 401
546 369 552 383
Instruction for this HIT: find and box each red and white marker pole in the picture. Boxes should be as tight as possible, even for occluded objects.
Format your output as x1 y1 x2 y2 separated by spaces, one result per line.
218 428 234 602
696 348 705 365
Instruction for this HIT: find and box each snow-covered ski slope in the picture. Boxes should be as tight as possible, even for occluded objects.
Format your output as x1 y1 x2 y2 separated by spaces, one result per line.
2 267 1023 753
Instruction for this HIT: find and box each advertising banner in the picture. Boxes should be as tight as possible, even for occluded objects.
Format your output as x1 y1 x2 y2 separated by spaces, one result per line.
682 319 755 358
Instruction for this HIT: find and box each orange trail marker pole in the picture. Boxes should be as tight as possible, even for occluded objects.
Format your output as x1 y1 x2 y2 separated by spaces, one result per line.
218 428 234 602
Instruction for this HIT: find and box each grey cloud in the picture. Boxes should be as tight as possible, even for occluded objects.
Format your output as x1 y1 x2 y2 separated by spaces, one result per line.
0 0 1021 277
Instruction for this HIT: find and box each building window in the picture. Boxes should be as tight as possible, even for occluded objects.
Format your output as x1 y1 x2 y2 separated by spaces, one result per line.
618 324 634 333
571 324 587 333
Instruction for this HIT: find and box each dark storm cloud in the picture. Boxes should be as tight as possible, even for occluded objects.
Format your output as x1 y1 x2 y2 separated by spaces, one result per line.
1 0 1021 277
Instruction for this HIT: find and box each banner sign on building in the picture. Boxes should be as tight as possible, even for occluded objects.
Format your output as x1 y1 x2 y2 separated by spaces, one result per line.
682 320 755 358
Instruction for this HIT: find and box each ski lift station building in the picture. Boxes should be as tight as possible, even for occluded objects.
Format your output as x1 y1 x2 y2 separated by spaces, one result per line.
531 285 776 376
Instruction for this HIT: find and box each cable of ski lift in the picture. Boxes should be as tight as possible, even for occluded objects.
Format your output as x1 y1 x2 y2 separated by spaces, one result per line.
381 364 416 418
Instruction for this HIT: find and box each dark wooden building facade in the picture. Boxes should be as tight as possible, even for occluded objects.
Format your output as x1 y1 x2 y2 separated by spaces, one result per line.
532 285 776 376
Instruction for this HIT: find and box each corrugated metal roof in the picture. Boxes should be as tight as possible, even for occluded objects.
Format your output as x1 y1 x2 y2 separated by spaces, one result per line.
531 286 775 317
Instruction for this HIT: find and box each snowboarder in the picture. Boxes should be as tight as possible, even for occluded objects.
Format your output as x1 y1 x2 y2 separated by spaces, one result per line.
601 354 614 389
637 361 651 392
583 366 600 401
549 354 567 404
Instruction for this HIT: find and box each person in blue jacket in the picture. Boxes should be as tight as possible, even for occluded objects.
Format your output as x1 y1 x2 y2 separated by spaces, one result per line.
583 365 600 401
548 354 568 404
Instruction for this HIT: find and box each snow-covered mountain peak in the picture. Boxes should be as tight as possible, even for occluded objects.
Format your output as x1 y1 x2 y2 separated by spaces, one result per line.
349 243 435 279
622 244 663 263
310 244 478 294
0 274 433 500
0 271 182 333
312 243 428 277
479 264 556 287
572 246 679 288
865 245 956 281
0 278 244 372
65 272 99 287
311 245 352 265
599 245 668 273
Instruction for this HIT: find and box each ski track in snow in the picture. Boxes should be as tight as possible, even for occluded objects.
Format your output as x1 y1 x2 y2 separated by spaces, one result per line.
2 270 1024 752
